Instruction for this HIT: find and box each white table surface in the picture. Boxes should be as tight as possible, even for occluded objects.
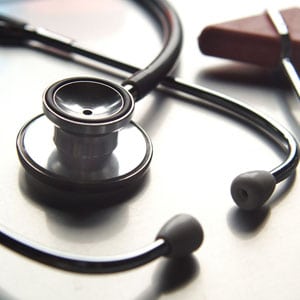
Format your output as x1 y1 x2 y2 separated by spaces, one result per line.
0 0 300 299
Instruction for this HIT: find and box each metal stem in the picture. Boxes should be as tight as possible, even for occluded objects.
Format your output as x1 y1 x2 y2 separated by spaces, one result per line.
267 8 300 100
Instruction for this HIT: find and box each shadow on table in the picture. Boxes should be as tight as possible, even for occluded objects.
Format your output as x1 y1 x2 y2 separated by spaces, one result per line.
227 172 296 238
0 287 16 300
135 255 200 300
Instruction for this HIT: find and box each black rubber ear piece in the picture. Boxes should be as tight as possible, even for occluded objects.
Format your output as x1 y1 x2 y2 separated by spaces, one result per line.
231 170 276 211
157 214 204 258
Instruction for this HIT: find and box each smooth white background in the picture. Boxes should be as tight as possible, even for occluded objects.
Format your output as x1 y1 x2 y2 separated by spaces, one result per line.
0 0 300 299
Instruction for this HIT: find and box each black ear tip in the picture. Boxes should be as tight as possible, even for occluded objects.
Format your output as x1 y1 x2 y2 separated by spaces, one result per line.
231 170 276 211
156 214 204 258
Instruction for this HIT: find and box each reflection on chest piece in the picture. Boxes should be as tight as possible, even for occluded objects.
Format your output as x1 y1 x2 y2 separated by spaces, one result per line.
17 77 153 199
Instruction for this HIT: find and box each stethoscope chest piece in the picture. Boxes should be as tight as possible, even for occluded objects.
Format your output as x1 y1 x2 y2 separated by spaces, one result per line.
17 77 152 194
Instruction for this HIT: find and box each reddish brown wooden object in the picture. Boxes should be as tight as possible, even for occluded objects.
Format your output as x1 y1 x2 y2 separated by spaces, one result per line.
198 8 300 71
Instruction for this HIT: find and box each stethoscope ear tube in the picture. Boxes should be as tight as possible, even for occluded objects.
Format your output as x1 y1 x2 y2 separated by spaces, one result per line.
164 77 299 210
0 214 203 273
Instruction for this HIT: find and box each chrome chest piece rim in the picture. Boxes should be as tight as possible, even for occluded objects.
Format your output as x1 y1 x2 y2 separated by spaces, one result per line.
43 77 135 134
17 77 153 193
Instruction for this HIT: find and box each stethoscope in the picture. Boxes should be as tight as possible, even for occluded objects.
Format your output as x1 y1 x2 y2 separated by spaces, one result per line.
0 0 299 274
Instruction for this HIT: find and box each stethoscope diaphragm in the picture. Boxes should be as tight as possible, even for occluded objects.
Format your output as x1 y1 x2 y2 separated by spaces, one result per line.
17 77 153 196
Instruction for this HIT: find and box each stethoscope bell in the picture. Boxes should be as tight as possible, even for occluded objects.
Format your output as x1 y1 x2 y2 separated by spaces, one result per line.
17 77 152 195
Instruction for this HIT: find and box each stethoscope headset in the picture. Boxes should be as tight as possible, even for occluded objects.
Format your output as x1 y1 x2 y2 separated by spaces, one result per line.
0 0 299 274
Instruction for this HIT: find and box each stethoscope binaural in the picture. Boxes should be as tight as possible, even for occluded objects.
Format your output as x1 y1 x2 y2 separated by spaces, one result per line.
0 0 299 274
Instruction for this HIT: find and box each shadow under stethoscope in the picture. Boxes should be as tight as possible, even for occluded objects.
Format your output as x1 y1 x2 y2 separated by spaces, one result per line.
14 47 174 241
0 259 195 300
227 171 296 239
197 62 285 89
0 287 17 300
197 62 300 137
18 167 150 243
135 256 200 300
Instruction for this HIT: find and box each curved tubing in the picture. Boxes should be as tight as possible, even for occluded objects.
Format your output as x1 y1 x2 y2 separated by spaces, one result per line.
163 77 299 184
0 0 183 101
0 214 203 273
123 0 183 99
0 225 168 273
